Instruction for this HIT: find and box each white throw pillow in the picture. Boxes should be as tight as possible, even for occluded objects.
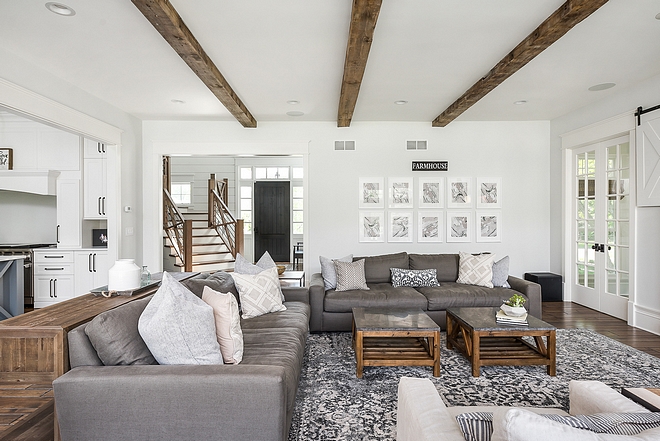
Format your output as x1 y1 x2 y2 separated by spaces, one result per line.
456 251 496 288
201 286 244 364
231 267 287 319
137 272 224 365
234 252 284 301
334 259 369 291
319 254 353 290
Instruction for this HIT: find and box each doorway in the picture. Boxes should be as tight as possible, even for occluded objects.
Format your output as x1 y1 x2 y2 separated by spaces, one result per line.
254 181 290 262
570 135 630 320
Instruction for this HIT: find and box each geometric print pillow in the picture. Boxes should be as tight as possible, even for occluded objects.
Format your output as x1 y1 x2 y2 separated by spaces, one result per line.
334 259 369 292
390 268 440 288
456 251 495 288
231 267 287 319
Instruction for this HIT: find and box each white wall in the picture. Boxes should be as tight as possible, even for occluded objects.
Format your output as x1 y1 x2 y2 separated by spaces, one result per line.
143 120 551 278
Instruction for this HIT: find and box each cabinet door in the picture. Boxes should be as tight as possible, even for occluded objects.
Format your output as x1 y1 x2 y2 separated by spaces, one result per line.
56 179 81 248
83 138 107 159
92 251 110 288
74 252 95 296
34 275 75 307
83 158 107 219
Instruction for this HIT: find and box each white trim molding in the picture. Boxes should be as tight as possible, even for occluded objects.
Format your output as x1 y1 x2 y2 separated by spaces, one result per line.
630 304 660 336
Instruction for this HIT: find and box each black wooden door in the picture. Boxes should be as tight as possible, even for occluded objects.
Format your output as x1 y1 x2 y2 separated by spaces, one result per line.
254 181 290 262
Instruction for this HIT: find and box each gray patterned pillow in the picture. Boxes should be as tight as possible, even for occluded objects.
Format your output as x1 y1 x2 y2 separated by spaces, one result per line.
334 259 369 291
390 268 440 288
320 254 353 290
455 412 493 441
491 256 511 288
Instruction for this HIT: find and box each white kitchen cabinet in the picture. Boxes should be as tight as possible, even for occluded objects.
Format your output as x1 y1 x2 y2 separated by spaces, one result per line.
56 179 81 248
84 138 107 159
83 158 107 219
74 250 109 296
33 250 75 308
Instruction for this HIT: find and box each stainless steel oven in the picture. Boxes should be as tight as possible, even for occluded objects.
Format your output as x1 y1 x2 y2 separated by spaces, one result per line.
0 244 56 307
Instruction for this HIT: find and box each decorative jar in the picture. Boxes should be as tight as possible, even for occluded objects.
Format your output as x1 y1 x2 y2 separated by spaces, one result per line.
108 259 141 291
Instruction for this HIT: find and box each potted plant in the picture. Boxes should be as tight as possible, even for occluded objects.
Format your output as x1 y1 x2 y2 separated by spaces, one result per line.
501 294 527 317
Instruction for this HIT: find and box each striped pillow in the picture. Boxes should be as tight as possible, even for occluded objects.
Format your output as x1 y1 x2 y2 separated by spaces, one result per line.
542 413 660 435
455 412 493 441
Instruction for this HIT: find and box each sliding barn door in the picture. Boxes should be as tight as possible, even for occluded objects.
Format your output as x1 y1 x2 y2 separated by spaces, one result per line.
637 112 660 206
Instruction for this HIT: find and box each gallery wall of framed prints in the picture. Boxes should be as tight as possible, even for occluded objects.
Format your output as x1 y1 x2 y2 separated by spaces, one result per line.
358 176 502 243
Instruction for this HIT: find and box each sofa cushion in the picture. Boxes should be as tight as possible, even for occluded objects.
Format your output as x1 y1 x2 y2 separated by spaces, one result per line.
138 272 224 365
202 286 244 364
408 253 459 282
457 252 495 288
491 256 511 288
320 254 353 290
324 283 428 313
335 259 369 291
84 295 156 366
241 301 310 333
417 282 517 311
391 268 440 288
354 252 409 283
181 271 241 304
232 267 287 319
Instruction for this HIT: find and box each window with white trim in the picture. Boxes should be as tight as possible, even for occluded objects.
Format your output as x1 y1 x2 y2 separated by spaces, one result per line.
240 185 252 234
171 182 192 205
292 186 303 234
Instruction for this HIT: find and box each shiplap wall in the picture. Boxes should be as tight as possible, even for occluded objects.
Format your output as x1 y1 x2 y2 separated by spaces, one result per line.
169 156 236 213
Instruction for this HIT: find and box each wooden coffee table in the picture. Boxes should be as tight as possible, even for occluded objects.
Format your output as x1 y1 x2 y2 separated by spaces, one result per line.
351 307 441 378
446 307 556 377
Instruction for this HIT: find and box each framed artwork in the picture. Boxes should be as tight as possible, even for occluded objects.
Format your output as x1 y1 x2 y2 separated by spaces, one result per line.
0 148 13 171
447 177 473 208
358 178 384 209
447 211 472 243
476 211 501 242
388 211 413 243
359 211 385 242
476 177 502 208
417 211 442 242
417 177 444 208
388 177 414 208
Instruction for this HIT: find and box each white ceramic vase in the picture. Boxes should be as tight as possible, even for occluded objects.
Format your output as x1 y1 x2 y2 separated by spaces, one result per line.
108 259 141 291
500 304 527 317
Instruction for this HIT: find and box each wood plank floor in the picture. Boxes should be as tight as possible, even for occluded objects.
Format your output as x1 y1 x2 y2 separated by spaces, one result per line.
542 301 660 358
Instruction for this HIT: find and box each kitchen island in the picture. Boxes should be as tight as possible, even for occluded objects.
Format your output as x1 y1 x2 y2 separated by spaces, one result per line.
0 255 24 320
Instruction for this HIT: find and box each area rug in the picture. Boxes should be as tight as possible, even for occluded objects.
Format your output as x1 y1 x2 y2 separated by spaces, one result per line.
287 329 660 441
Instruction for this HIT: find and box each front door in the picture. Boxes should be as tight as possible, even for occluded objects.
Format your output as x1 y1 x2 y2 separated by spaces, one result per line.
571 135 631 319
254 181 290 262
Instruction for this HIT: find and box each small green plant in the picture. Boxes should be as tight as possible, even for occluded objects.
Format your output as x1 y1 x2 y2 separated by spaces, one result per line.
505 294 526 308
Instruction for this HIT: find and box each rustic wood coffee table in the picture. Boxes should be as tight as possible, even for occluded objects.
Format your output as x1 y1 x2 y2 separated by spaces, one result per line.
351 307 441 378
446 307 556 377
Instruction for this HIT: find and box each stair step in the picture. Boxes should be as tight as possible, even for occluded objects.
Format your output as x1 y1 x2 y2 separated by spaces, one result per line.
175 258 235 267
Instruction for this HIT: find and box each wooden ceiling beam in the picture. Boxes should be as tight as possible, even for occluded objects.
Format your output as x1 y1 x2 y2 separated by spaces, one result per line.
432 0 609 127
337 0 383 128
131 0 257 128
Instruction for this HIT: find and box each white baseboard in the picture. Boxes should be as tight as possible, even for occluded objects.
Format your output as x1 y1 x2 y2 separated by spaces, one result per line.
631 304 660 336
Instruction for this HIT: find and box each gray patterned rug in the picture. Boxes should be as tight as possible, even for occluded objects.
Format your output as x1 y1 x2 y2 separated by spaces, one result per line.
288 329 660 441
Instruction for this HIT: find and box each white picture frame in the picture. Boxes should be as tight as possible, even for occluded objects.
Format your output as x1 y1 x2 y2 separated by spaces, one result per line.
417 211 442 242
476 177 502 208
359 211 385 242
417 177 444 208
447 177 473 208
359 177 384 209
388 177 414 208
388 211 413 243
447 211 472 243
476 211 501 242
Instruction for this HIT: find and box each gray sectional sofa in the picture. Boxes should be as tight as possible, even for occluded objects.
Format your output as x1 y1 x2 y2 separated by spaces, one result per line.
309 252 541 332
53 274 310 441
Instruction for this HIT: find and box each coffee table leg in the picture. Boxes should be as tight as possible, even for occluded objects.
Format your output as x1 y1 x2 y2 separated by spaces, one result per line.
433 330 441 377
471 333 480 377
548 330 556 376
355 330 364 378
446 314 454 350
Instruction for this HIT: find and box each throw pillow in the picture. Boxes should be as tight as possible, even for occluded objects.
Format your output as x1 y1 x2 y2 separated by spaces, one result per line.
334 259 369 291
181 271 241 305
85 296 156 366
319 254 353 290
455 412 494 441
138 272 224 365
234 252 284 301
541 413 660 435
457 251 496 288
491 256 511 288
390 268 440 288
201 286 244 364
231 267 287 319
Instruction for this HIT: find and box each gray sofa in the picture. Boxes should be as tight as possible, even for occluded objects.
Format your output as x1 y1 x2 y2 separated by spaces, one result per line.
309 252 541 332
53 276 310 441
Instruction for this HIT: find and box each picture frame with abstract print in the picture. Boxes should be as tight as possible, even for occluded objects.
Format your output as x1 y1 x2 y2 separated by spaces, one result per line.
358 177 384 209
388 177 414 209
476 211 501 242
476 177 502 209
446 211 472 243
388 211 413 243
417 177 444 208
447 177 473 208
359 211 385 242
417 211 442 242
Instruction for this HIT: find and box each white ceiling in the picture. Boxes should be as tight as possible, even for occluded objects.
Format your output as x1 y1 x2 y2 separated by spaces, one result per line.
1 0 659 124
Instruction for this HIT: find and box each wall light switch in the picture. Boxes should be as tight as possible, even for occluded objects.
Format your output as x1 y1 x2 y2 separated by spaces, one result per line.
125 227 134 236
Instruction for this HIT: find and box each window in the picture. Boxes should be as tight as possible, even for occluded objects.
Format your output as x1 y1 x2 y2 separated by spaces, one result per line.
240 167 252 180
240 185 252 234
292 186 303 234
171 182 192 205
292 167 303 179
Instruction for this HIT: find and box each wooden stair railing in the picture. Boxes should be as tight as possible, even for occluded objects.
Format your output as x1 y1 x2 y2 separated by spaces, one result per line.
163 188 193 271
208 174 244 258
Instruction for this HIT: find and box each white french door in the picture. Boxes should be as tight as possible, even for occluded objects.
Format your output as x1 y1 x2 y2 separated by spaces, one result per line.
571 135 630 320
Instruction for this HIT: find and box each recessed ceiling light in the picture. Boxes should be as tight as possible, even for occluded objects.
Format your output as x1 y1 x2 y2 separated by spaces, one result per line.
287 100 300 105
286 111 304 117
655 12 660 20
394 100 408 105
588 83 616 92
171 99 185 104
45 2 76 16
513 100 527 105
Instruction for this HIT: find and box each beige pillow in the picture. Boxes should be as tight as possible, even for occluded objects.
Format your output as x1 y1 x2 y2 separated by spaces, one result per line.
231 267 287 319
201 286 244 364
456 252 495 288
334 259 369 291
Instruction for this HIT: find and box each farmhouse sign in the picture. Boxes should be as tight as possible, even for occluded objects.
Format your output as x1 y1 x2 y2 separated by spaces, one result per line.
412 161 448 171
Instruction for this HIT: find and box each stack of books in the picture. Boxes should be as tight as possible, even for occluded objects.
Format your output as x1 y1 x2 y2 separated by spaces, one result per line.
496 309 528 326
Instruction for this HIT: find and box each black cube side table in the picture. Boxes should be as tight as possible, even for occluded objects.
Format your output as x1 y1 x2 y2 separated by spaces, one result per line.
524 272 563 302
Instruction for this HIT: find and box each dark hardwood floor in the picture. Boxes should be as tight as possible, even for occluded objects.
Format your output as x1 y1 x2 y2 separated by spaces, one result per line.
542 301 660 358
